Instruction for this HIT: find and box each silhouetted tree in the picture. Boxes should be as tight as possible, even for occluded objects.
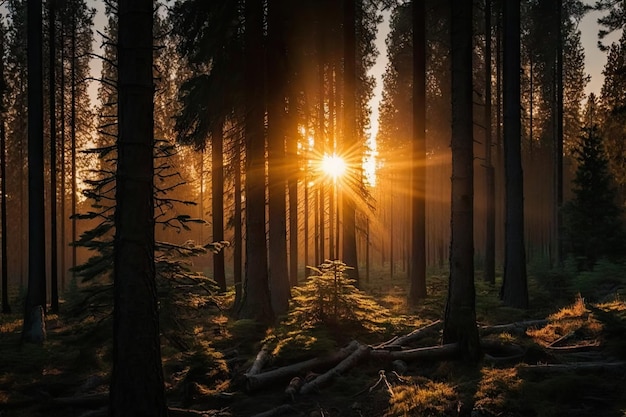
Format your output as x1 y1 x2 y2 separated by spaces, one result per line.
0 16 10 315
22 0 47 344
442 0 480 361
563 126 625 269
238 0 274 323
500 0 528 309
109 0 167 414
408 0 427 303
483 0 496 285
342 0 360 284
267 0 290 315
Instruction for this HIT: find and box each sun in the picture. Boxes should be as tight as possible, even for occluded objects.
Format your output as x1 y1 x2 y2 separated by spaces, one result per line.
320 153 346 180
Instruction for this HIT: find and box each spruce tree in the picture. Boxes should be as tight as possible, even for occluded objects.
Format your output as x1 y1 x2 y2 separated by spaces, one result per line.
563 126 625 270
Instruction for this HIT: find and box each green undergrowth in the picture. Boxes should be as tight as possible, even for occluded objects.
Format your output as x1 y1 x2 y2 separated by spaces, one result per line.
0 261 625 416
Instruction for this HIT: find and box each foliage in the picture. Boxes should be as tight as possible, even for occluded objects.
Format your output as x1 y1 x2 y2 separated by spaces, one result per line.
570 259 626 301
386 378 457 417
562 126 625 270
287 260 393 333
261 260 395 362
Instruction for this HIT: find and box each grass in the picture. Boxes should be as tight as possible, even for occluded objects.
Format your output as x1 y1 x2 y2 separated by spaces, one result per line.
1 264 625 416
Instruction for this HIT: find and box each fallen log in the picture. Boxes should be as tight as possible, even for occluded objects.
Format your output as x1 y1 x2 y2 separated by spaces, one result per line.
480 319 549 336
249 404 299 417
518 361 626 374
247 345 271 376
246 340 360 392
370 343 459 362
374 320 443 349
547 331 575 348
544 341 601 353
300 343 370 395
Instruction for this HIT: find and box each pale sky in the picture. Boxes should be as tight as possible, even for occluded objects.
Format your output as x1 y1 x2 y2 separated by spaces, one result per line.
0 2 616 119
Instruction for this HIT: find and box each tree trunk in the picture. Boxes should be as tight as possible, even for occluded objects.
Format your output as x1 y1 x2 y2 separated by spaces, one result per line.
71 3 77 282
59 13 66 290
238 0 274 323
408 0 427 303
267 0 290 315
341 0 359 284
0 121 9 314
23 0 48 344
0 23 10 314
483 0 496 286
211 119 226 292
288 89 299 286
110 0 167 415
49 0 59 313
442 0 480 361
233 134 243 309
500 0 528 309
554 0 563 267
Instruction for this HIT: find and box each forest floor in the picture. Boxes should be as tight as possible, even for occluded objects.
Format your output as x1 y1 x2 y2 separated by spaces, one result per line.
0 265 625 417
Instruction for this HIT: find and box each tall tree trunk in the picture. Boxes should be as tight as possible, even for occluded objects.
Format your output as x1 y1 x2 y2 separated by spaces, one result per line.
110 0 167 415
49 0 59 313
211 119 226 292
342 0 359 284
443 0 480 361
233 134 243 309
317 69 326 264
59 14 66 290
288 88 299 286
267 0 290 315
554 0 563 267
199 150 204 244
23 0 48 344
70 3 77 282
0 22 10 315
408 0 427 303
0 121 9 314
500 0 528 309
484 0 496 285
238 0 274 323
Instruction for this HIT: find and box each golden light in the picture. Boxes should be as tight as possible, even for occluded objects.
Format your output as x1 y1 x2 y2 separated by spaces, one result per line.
320 153 346 180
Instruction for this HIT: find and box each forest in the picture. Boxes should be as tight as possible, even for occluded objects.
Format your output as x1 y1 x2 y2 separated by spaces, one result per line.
0 0 625 416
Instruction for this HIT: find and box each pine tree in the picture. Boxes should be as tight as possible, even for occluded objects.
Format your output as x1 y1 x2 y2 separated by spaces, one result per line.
562 126 625 270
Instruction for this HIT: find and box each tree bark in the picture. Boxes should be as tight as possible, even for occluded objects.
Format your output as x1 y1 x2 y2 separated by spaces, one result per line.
267 0 291 315
554 0 564 267
211 119 226 292
370 343 459 362
110 0 167 415
500 0 528 309
342 0 359 284
300 343 370 394
238 0 274 323
0 26 10 314
23 0 48 344
49 0 59 313
443 0 481 362
246 340 360 392
483 0 496 285
408 0 427 303
233 134 243 309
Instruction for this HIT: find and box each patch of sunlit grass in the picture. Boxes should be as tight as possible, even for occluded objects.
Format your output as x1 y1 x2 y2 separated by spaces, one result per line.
548 294 588 321
386 378 456 417
0 318 22 333
597 299 626 313
474 368 523 414
497 332 516 344
527 296 605 346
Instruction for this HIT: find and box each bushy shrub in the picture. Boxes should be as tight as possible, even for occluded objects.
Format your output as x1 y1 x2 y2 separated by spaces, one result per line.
286 260 392 333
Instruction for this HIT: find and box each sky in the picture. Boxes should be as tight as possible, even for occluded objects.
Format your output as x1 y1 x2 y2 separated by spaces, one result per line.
365 1 622 143
0 1 619 129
